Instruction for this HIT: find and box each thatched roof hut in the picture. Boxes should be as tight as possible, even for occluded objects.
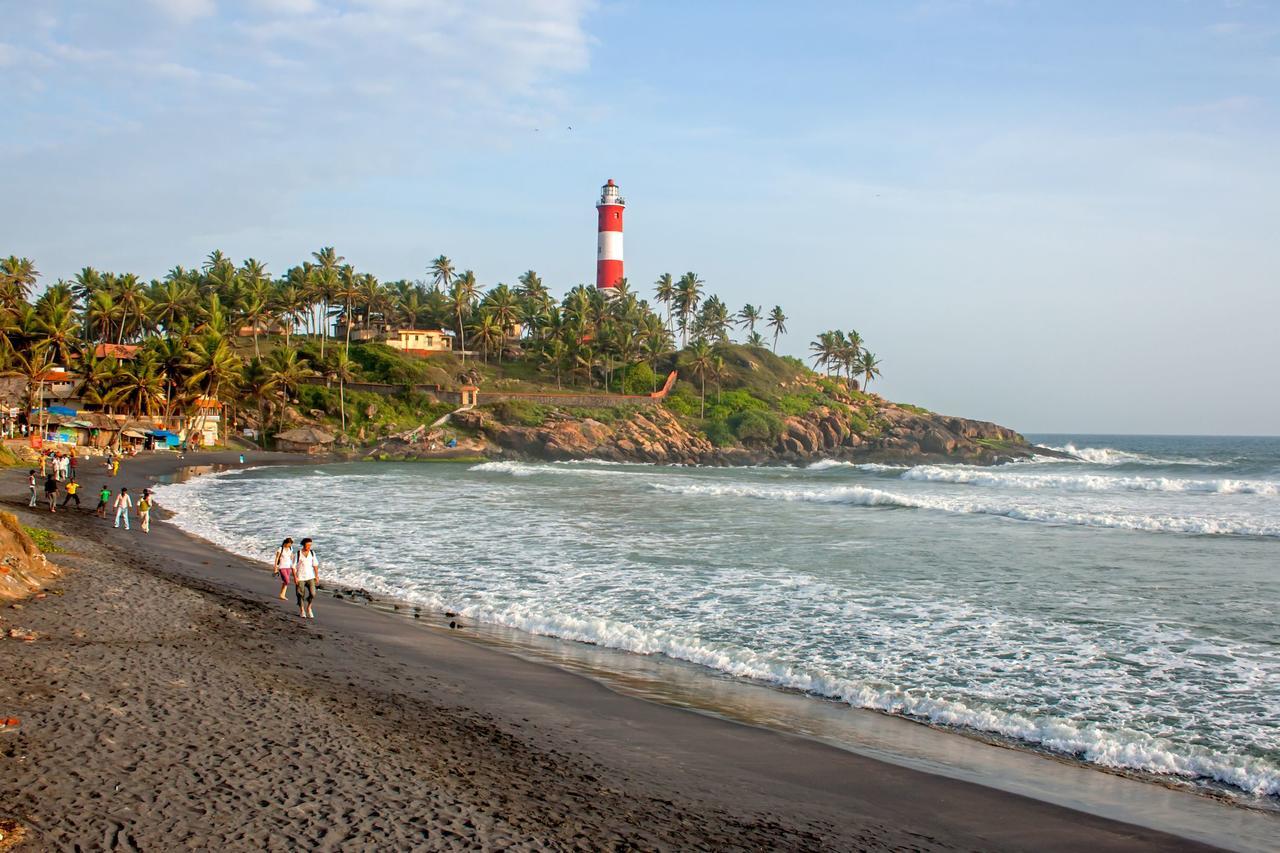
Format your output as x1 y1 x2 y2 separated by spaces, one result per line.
276 427 336 454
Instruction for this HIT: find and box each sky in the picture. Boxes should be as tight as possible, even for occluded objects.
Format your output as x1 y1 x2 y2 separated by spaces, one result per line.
2 0 1278 434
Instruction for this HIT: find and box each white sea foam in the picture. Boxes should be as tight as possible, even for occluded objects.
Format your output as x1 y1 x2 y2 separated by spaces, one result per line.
1050 444 1225 467
806 459 906 472
900 465 1280 496
153 459 1280 802
650 481 1280 537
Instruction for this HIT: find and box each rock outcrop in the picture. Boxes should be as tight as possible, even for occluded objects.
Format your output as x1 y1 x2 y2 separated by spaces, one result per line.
0 512 58 602
446 399 1060 467
457 407 717 465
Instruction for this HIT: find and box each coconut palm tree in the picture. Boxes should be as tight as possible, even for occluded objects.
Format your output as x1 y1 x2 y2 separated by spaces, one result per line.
858 349 882 392
810 331 839 375
674 271 704 346
767 306 787 353
240 357 277 448
115 353 166 416
265 347 315 433
653 273 675 332
325 348 357 433
114 273 148 344
310 247 343 356
450 270 481 362
745 330 766 348
0 256 39 308
737 304 762 337
470 312 505 364
686 339 714 418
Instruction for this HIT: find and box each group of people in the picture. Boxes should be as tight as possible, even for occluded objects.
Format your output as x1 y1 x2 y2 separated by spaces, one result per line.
27 469 152 532
271 537 321 619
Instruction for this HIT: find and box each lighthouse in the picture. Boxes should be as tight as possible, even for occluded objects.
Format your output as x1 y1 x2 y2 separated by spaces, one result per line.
596 178 625 293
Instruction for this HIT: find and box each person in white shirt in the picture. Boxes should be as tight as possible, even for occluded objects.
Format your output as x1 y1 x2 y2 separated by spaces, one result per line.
294 538 320 619
113 487 132 530
272 537 296 601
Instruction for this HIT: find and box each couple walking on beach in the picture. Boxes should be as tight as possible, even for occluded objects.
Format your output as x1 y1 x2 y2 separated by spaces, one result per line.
273 537 320 619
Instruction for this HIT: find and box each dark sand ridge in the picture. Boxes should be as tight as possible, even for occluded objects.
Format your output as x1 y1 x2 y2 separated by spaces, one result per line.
0 450 1225 851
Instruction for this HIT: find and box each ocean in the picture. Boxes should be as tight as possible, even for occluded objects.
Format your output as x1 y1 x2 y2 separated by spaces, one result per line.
153 434 1280 807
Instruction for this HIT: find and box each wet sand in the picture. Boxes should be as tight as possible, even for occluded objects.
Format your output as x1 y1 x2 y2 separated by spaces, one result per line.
0 450 1221 850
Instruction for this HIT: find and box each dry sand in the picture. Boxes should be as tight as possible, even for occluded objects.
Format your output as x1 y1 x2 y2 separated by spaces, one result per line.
0 450 1220 851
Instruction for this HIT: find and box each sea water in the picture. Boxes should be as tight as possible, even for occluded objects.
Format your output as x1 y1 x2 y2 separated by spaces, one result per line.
153 435 1280 806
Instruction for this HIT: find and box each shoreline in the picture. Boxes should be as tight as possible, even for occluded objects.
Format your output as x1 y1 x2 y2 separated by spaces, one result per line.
1 449 1269 850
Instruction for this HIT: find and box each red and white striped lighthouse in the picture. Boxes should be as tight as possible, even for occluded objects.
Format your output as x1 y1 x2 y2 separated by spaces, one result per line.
596 178 625 293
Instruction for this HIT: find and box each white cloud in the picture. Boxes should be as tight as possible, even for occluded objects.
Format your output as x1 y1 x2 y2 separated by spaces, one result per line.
150 0 217 21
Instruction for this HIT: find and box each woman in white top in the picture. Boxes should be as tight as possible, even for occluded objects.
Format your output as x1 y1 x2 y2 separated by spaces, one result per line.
272 537 295 601
294 538 320 619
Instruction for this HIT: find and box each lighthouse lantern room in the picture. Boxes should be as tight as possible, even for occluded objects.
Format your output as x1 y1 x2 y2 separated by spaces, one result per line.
596 178 625 293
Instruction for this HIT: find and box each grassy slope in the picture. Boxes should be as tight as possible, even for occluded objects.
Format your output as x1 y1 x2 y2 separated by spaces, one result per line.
244 336 905 449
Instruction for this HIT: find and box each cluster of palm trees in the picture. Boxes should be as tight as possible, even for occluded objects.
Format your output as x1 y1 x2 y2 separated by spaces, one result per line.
809 329 882 392
3 245 854 446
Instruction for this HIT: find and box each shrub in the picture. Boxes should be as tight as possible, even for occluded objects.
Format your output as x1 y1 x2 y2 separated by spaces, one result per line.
663 383 700 417
619 362 658 395
23 526 62 553
729 409 782 443
704 418 735 447
488 399 547 427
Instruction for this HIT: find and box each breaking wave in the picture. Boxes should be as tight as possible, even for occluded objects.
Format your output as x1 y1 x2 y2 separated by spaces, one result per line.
899 465 1279 496
650 481 1280 537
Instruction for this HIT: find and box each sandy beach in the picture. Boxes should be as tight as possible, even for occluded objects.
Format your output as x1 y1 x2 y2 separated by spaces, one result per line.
0 450 1224 851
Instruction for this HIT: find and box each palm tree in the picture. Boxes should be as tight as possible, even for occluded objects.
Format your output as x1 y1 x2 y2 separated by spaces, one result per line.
450 270 481 362
150 279 196 334
483 283 521 339
686 339 714 417
745 330 766 348
240 357 278 448
325 349 357 433
737 304 762 336
810 331 839 375
858 349 882 392
541 336 569 389
0 256 39 308
310 247 343 356
85 289 122 343
335 264 361 354
470 312 504 364
653 273 675 332
767 306 787 353
674 271 704 346
115 353 166 416
265 348 315 433
114 273 147 344
641 314 673 391
184 333 242 443
841 329 864 389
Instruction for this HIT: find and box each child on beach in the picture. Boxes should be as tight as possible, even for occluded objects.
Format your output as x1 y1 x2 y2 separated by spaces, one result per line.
27 470 37 507
44 473 58 513
137 490 152 533
294 538 319 619
61 479 81 509
96 485 111 518
113 487 132 530
273 537 295 600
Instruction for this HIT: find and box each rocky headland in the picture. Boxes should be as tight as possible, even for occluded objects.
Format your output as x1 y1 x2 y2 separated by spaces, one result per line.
376 400 1066 467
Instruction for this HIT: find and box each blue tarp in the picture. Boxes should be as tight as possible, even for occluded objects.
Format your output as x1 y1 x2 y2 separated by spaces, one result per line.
149 430 181 447
48 405 77 416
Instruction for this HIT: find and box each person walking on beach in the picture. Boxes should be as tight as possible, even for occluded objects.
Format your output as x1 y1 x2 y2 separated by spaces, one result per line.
113 487 132 530
111 457 120 477
44 472 58 513
294 538 319 619
137 490 152 533
60 479 81 510
272 537 296 600
27 470 38 507
96 485 111 518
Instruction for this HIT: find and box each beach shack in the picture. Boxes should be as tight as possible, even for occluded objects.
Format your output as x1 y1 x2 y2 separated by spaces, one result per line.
275 426 336 454
186 396 223 447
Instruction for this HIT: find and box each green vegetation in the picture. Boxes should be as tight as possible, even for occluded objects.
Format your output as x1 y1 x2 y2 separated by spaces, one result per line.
0 249 895 451
22 525 62 553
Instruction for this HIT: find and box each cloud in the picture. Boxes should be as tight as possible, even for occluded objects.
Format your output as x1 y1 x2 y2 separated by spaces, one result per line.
149 0 217 21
